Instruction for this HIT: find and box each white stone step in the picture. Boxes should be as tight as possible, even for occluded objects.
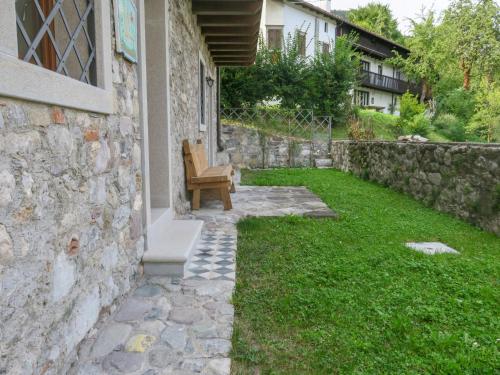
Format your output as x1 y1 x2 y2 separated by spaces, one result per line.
143 218 203 277
314 158 333 168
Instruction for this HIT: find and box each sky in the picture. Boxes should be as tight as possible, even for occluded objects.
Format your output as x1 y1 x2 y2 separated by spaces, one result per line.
320 0 453 34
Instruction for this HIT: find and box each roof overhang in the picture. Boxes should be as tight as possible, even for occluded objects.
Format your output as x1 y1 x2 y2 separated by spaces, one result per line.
193 0 263 66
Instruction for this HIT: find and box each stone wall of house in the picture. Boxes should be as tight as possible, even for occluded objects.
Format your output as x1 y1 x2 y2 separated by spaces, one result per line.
169 0 217 214
218 124 329 168
0 36 143 375
330 141 500 235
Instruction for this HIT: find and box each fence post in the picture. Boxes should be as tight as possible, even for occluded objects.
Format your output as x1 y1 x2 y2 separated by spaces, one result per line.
310 110 314 168
288 116 291 168
328 116 332 156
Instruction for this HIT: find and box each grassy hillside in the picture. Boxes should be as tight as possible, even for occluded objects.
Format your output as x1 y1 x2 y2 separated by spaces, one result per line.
222 109 451 142
333 110 449 142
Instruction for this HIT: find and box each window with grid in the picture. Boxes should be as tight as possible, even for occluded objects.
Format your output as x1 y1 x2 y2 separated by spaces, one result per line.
267 27 283 50
322 42 330 55
15 0 97 86
354 90 370 106
296 31 306 56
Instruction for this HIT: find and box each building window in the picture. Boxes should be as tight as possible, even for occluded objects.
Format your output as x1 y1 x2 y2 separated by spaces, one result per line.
267 27 283 50
354 90 370 106
322 42 330 55
378 65 383 75
15 0 97 86
395 70 401 80
361 60 370 72
296 31 306 56
324 22 328 33
199 59 206 128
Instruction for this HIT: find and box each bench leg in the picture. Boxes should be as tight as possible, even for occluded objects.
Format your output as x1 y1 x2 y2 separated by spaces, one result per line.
230 182 236 193
220 187 232 210
192 189 201 210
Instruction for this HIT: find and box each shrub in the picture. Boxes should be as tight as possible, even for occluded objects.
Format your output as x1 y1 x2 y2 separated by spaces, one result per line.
435 88 476 124
348 118 375 140
397 92 427 135
407 113 431 136
432 113 466 141
399 92 426 124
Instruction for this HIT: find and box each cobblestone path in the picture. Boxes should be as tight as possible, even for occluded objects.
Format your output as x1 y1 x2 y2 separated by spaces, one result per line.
70 185 335 374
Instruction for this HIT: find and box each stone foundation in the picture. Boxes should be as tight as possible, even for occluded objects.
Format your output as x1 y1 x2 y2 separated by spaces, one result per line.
330 141 500 235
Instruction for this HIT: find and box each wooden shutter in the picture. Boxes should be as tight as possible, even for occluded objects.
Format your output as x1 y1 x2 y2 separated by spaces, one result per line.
322 42 330 55
297 32 306 56
267 28 282 50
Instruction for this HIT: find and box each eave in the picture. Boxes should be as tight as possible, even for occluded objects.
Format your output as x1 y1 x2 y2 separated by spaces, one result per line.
193 0 263 67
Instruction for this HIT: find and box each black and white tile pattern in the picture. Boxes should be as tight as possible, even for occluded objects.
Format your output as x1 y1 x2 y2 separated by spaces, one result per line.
185 230 237 280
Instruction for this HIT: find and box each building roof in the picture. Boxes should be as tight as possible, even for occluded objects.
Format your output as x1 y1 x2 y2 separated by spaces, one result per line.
286 0 410 58
193 0 263 66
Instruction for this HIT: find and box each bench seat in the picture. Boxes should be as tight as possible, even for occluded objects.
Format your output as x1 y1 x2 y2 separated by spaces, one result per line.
191 165 233 184
183 139 235 210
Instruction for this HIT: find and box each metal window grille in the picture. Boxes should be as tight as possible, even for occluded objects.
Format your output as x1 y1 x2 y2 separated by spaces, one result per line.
16 0 96 85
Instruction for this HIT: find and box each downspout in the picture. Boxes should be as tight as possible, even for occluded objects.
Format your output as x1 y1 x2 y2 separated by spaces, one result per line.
216 67 224 152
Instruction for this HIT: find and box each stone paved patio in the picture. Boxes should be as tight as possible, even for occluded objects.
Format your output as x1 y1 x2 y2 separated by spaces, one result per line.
70 185 335 375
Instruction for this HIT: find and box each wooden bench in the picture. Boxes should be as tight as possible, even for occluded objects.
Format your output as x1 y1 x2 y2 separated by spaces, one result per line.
183 139 235 210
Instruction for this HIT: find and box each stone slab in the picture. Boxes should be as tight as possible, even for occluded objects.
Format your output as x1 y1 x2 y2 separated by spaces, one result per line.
406 242 459 255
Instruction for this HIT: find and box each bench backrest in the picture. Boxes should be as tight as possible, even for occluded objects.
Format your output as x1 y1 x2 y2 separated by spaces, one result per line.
183 139 208 180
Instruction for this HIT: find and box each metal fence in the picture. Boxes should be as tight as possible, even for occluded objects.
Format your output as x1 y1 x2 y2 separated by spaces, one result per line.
221 107 333 167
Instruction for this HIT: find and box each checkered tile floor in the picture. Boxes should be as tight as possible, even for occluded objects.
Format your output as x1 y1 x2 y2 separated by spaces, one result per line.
184 230 236 281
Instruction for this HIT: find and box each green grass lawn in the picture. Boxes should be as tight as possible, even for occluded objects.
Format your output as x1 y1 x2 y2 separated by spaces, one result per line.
231 168 499 374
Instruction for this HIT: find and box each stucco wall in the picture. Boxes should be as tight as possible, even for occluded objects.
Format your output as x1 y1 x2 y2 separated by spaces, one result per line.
330 141 500 235
168 0 217 215
0 39 143 375
261 0 336 57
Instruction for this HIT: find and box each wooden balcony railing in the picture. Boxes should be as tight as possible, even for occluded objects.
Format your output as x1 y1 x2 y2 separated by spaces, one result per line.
360 70 420 95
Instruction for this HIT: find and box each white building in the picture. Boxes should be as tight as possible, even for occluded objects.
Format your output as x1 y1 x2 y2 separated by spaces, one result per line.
260 0 418 115
260 0 337 57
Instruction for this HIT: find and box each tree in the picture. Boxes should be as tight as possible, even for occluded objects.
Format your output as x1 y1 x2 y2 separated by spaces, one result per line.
306 36 360 125
220 39 275 108
466 81 500 142
347 3 405 44
444 0 500 90
220 33 360 125
388 11 448 103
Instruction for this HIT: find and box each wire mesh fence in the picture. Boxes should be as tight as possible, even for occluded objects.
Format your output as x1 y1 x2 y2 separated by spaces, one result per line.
220 107 333 167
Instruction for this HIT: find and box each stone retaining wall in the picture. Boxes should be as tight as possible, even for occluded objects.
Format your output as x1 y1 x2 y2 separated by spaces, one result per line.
330 141 500 235
218 124 329 168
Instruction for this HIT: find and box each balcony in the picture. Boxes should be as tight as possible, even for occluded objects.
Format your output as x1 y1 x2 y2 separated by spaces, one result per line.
360 70 419 95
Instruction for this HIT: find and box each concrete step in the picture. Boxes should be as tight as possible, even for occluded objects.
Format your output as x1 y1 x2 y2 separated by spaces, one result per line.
314 158 333 168
143 215 203 277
